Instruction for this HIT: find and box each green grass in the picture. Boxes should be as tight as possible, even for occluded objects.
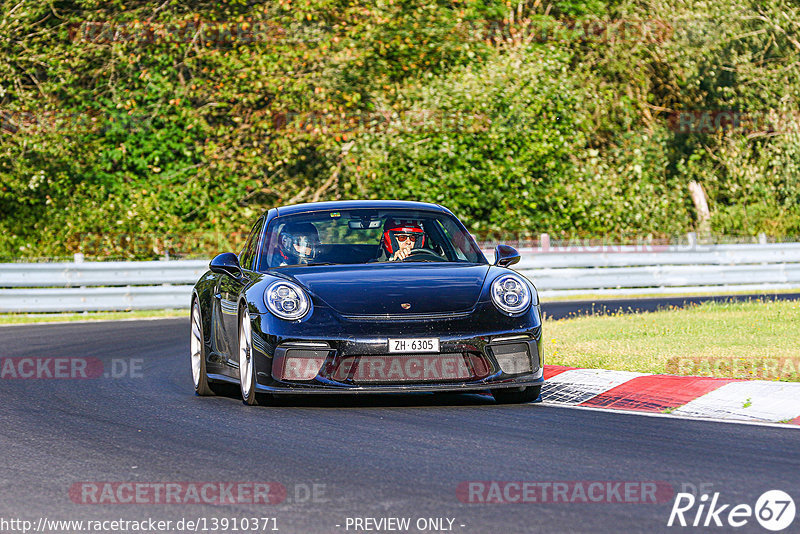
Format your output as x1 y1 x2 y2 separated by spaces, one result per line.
0 309 186 325
545 299 800 381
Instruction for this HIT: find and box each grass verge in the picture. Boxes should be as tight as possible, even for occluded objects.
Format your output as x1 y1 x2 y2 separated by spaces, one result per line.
0 309 186 325
545 299 800 381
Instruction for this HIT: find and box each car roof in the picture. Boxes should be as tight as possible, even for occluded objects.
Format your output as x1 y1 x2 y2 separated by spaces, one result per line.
274 200 448 217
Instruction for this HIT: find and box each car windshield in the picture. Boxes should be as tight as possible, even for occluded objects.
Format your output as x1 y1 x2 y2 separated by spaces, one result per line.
259 209 487 269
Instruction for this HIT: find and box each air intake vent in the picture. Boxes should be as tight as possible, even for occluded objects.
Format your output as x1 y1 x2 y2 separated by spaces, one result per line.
489 343 532 375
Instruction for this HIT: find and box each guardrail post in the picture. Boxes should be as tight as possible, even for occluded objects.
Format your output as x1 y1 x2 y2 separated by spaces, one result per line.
687 232 697 250
540 233 550 252
74 253 84 263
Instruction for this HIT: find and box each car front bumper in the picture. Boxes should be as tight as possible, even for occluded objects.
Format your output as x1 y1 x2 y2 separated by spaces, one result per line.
248 307 544 394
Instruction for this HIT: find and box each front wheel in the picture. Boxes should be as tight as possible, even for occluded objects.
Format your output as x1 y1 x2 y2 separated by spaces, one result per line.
238 305 262 406
191 299 216 396
492 385 541 404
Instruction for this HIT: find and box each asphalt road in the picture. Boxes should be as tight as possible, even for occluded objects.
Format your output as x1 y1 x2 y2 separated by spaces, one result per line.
1 318 798 534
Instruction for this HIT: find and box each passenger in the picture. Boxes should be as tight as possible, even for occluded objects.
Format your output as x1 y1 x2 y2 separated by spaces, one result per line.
277 222 320 266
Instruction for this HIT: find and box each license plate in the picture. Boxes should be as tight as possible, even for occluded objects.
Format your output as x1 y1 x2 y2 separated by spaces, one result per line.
388 338 440 353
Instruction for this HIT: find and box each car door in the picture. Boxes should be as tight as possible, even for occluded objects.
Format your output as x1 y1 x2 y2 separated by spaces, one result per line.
216 218 265 366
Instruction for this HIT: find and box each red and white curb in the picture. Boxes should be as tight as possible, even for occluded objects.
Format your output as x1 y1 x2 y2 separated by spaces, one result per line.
541 366 800 426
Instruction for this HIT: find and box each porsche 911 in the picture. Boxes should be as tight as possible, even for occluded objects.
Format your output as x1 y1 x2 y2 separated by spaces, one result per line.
190 200 543 405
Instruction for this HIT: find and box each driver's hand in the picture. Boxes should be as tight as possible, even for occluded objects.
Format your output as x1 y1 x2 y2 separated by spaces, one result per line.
391 248 410 261
391 243 413 261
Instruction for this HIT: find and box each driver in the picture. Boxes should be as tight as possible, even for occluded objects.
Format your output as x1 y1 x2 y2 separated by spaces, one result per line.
277 222 320 266
378 219 426 262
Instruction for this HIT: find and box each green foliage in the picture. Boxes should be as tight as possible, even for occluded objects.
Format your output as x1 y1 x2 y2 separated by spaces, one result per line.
1 0 799 259
343 47 581 239
569 128 692 237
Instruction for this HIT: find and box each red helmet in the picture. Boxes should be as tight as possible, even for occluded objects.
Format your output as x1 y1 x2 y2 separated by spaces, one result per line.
381 219 425 255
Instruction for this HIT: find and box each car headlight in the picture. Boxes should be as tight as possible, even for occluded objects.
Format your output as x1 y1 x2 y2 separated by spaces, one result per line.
491 274 532 315
264 280 311 320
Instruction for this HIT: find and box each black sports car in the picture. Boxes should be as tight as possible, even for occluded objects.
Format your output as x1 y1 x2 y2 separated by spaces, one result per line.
190 200 543 405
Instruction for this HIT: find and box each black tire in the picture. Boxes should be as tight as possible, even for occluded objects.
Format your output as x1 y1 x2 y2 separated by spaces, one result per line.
238 305 264 406
191 298 216 396
492 385 542 404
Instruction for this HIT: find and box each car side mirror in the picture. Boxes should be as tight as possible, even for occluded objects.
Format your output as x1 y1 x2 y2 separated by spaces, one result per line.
494 244 520 268
210 252 243 279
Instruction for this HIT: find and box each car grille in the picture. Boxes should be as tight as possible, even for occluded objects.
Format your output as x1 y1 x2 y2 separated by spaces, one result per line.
340 311 472 322
329 353 490 384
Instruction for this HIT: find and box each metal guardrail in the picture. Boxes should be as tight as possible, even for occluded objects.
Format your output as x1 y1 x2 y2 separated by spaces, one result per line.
2 242 800 312
0 260 205 312
0 260 209 287
0 286 195 313
511 243 800 297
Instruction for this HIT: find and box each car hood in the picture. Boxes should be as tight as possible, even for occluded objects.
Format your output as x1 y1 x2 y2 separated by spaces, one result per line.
278 263 491 315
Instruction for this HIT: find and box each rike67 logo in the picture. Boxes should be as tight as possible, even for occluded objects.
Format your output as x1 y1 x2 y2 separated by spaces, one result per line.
668 490 795 531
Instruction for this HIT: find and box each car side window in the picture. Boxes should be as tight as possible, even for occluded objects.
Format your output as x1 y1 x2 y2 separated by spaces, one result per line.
435 219 468 261
239 218 265 271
